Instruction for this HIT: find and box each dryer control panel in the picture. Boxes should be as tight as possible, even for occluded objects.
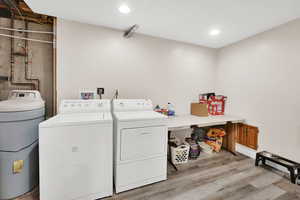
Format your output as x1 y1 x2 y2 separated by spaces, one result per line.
112 99 153 112
59 99 111 114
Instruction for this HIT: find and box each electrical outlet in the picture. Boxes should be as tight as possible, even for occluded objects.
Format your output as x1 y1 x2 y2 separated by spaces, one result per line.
97 88 104 95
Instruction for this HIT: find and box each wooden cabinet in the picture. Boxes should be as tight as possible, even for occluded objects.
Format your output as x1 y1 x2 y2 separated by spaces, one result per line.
223 122 239 154
237 124 259 150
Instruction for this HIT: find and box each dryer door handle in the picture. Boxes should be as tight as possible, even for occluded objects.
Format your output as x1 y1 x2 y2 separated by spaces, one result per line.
140 132 152 135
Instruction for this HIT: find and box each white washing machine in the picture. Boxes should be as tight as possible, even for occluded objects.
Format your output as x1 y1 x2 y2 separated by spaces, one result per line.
39 100 113 200
112 99 168 193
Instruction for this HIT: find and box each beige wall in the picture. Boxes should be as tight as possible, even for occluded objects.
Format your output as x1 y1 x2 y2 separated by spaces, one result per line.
56 19 217 114
216 19 300 162
57 18 300 162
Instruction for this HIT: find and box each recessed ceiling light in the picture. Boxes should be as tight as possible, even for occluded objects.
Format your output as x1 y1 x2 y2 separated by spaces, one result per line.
119 4 131 14
209 29 221 36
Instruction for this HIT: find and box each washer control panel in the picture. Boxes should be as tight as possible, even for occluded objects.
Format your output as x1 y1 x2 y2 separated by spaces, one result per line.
59 99 111 114
113 99 153 112
8 90 43 101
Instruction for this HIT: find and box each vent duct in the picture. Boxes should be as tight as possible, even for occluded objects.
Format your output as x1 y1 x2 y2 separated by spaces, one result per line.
123 24 139 38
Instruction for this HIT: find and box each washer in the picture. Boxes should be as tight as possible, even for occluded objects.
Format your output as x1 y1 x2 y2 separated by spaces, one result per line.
0 90 45 200
112 99 168 193
39 99 113 200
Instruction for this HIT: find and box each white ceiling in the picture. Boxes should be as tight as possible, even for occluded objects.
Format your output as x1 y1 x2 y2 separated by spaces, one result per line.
25 0 300 48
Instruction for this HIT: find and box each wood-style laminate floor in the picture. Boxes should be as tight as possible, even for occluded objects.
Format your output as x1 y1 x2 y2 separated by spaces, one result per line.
16 151 300 200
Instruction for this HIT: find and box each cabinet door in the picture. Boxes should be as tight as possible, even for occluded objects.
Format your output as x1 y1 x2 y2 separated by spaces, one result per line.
237 123 247 145
245 125 259 150
237 124 259 150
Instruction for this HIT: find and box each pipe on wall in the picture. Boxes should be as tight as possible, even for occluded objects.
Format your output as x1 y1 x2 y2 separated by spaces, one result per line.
9 12 37 90
52 18 57 115
24 20 40 90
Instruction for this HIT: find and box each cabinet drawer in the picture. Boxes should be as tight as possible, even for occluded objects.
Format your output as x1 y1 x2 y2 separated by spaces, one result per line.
120 126 167 161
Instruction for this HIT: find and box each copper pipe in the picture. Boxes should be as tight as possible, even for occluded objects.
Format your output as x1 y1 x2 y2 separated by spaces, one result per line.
9 12 36 90
24 20 40 91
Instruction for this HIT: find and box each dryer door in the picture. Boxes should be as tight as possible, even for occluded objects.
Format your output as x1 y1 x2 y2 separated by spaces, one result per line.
120 126 167 162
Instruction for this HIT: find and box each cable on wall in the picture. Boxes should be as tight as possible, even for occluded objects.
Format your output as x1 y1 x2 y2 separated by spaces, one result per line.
0 33 54 44
0 26 54 34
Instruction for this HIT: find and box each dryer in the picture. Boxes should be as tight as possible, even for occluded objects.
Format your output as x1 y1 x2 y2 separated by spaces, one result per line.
0 90 44 200
39 99 113 200
112 99 168 193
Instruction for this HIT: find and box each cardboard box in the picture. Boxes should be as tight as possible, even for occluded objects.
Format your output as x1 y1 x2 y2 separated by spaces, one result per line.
191 103 209 117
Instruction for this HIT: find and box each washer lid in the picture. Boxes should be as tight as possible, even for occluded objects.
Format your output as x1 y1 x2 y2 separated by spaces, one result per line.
113 111 167 122
39 112 112 128
0 90 45 112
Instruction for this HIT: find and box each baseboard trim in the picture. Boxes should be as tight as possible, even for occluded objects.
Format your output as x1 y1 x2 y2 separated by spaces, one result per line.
236 144 289 174
236 143 257 159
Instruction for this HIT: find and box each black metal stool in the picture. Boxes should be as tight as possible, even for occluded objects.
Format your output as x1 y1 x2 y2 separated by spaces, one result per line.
255 151 300 184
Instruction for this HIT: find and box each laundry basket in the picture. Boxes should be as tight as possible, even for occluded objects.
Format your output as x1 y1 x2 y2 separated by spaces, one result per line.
171 145 190 165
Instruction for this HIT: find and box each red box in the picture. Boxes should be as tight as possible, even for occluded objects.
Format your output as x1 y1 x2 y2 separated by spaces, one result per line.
199 95 227 115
